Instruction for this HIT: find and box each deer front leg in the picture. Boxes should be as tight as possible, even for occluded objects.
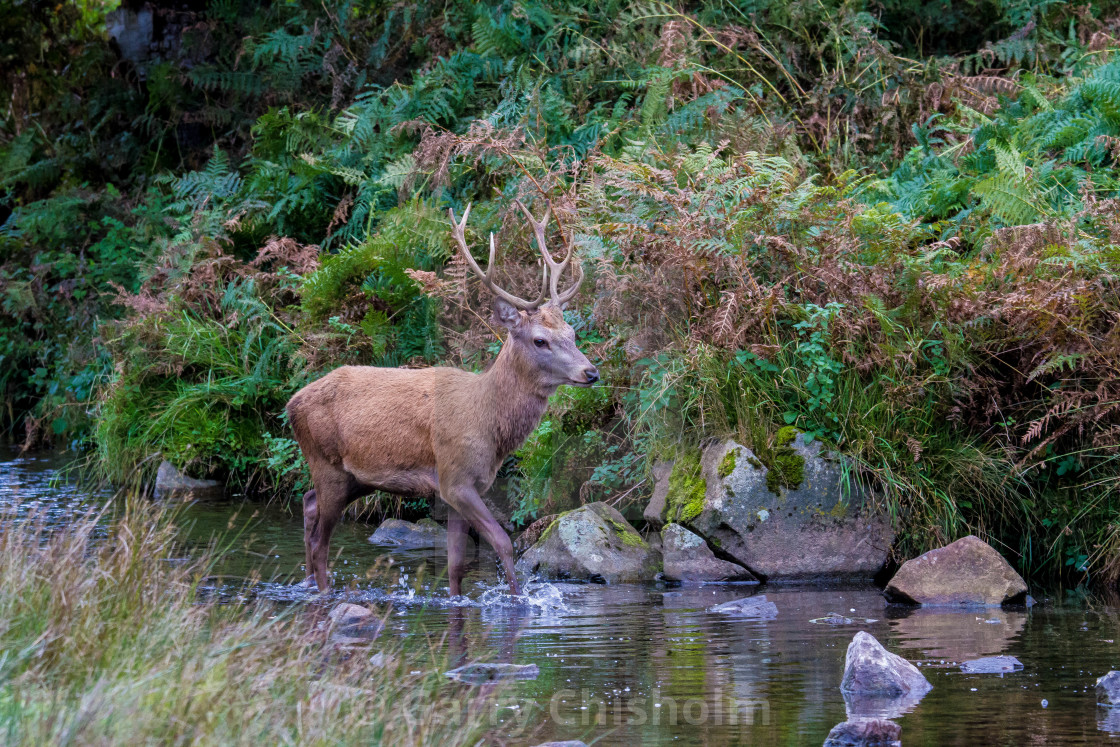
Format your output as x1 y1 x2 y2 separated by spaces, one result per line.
442 483 521 596
447 508 471 596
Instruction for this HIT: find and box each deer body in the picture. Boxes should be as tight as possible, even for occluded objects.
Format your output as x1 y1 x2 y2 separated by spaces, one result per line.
288 201 594 595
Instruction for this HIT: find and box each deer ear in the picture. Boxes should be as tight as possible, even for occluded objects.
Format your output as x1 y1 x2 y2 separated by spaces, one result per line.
492 297 524 329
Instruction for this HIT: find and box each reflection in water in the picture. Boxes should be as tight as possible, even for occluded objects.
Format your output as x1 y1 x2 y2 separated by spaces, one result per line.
1101 706 1120 735
4 444 1120 745
888 606 1027 662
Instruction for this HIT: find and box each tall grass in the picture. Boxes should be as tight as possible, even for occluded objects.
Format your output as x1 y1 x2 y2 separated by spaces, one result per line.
0 498 494 745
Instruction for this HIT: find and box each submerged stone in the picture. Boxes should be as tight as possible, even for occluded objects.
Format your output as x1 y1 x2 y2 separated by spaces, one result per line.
823 718 901 747
153 460 223 500
812 613 856 625
368 518 447 548
709 594 779 619
445 662 540 684
661 438 893 582
661 523 757 583
960 655 1023 674
841 631 932 698
885 535 1028 606
327 602 383 641
515 503 660 583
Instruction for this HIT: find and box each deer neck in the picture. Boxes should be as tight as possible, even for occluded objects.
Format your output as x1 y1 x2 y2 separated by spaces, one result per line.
481 339 554 459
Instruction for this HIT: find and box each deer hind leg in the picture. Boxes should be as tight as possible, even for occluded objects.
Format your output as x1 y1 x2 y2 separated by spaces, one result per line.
443 484 520 596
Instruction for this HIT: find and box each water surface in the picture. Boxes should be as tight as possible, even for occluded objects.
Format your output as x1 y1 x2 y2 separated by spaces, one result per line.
3 446 1118 745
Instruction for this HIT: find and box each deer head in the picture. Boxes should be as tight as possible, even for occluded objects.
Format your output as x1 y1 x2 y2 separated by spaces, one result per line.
449 201 598 389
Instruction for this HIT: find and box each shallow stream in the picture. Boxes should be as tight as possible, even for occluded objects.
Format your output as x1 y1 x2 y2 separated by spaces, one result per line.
3 445 1119 744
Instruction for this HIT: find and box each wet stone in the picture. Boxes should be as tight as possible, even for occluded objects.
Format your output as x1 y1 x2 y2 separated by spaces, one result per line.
960 655 1023 674
1099 671 1120 706
368 517 447 548
445 662 540 684
841 631 932 698
709 594 779 619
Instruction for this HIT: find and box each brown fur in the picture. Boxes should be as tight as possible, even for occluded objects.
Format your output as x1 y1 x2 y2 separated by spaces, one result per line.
287 301 597 594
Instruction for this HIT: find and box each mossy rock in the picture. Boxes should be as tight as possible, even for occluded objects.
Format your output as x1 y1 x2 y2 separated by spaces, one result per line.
515 502 660 583
676 436 893 582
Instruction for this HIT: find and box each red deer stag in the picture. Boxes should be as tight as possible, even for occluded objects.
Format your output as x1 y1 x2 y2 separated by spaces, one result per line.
286 201 597 595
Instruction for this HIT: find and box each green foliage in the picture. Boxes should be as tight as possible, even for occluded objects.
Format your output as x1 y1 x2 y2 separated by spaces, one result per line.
4 0 1120 582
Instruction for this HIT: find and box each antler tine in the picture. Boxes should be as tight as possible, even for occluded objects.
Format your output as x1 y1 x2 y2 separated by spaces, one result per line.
448 204 546 310
514 199 584 308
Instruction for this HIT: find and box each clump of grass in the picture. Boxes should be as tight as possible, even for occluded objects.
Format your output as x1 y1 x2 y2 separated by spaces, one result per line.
0 498 494 745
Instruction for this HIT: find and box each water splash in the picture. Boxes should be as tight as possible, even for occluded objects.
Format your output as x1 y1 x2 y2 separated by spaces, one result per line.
476 579 568 613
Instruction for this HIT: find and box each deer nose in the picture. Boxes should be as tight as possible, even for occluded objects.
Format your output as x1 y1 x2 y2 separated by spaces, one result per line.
584 367 600 384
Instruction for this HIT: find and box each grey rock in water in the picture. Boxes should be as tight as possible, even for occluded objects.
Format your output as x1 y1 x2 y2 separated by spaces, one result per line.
960 655 1023 674
812 613 856 625
823 718 901 747
661 523 757 583
885 535 1028 606
327 603 382 641
642 461 675 529
329 603 376 626
445 662 540 684
368 518 447 548
515 503 660 583
1099 671 1120 706
657 437 893 582
842 631 932 698
154 460 223 500
709 594 779 619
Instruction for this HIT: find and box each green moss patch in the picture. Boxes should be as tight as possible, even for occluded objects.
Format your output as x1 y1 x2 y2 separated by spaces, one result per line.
604 515 648 548
666 449 707 524
718 448 738 479
766 430 805 494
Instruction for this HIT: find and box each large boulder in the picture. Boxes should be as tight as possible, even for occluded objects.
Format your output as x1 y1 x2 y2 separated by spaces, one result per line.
656 434 893 581
515 503 661 583
841 631 932 698
153 460 223 500
1099 671 1120 706
661 523 757 583
368 518 447 548
884 535 1028 606
823 718 901 747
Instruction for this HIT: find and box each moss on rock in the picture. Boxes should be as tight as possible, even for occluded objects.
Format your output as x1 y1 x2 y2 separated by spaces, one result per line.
665 448 707 524
718 448 738 479
605 515 648 548
765 429 805 494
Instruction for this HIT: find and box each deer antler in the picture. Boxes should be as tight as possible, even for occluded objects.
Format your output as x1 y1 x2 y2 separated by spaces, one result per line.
448 203 547 310
449 201 585 310
513 199 584 308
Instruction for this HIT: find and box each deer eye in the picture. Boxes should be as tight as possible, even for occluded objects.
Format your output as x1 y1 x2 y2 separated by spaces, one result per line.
533 338 548 348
